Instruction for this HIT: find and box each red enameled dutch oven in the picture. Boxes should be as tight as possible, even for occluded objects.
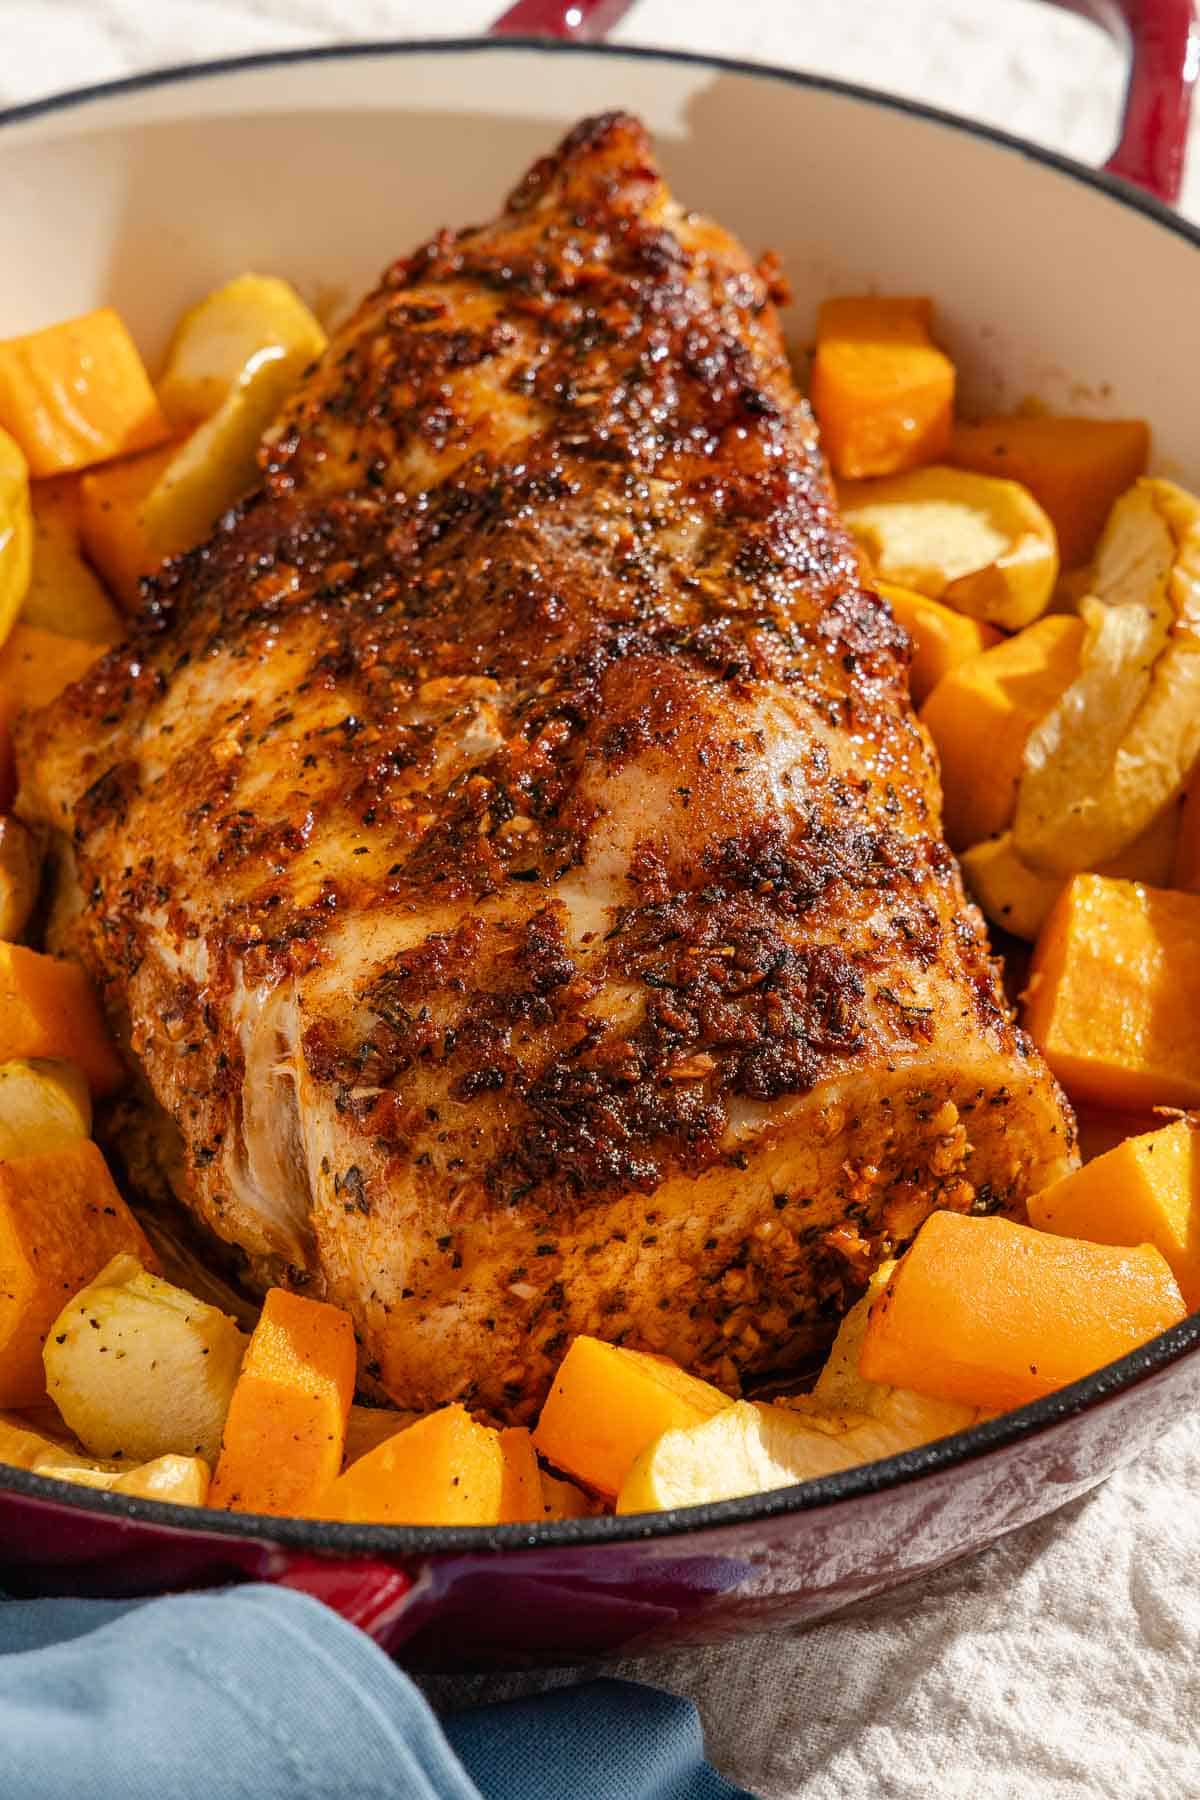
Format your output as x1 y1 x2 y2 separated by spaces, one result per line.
0 0 1198 1670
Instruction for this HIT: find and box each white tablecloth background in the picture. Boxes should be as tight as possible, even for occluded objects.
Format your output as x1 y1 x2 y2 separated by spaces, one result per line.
4 4 1199 1795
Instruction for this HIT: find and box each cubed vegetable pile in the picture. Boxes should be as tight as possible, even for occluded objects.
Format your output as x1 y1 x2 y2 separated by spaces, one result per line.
0 282 1195 1523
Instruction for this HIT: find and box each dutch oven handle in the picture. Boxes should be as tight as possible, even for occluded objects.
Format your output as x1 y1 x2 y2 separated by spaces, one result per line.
272 1553 419 1644
488 0 1198 207
1068 0 1198 202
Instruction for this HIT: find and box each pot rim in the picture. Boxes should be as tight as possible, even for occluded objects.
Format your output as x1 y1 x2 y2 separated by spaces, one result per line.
1 33 1197 1558
1 33 1198 253
3 1308 1198 1551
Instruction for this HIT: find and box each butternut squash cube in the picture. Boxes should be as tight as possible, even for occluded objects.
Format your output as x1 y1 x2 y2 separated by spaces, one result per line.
0 308 169 477
0 621 106 711
0 624 108 808
320 1403 504 1526
78 440 183 606
533 1335 732 1499
921 614 1085 848
209 1287 356 1516
810 297 954 479
25 477 123 643
859 1209 1185 1411
1028 1120 1200 1310
0 943 122 1097
0 426 32 655
877 580 1001 705
1024 875 1200 1110
498 1424 544 1524
0 1141 157 1407
948 415 1149 570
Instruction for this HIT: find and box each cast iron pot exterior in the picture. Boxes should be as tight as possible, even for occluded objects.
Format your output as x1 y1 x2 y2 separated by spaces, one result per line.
3 1316 1199 1667
1 36 1199 1667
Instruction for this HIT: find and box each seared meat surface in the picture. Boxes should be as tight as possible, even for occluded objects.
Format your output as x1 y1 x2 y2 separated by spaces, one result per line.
19 115 1075 1418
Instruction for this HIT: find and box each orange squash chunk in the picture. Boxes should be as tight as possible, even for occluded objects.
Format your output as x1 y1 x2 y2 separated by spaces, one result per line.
533 1335 732 1499
810 297 954 480
78 440 182 606
0 1141 157 1406
0 308 169 478
498 1425 544 1524
859 1209 1185 1411
320 1404 504 1526
1024 874 1200 1110
209 1287 356 1516
948 415 1149 570
0 622 108 808
877 580 1001 706
0 943 122 1097
1029 1119 1200 1311
920 613 1085 848
25 475 122 643
0 621 106 711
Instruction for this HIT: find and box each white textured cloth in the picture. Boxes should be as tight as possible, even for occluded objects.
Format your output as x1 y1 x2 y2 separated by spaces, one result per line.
425 1425 1200 1797
3 5 1199 1795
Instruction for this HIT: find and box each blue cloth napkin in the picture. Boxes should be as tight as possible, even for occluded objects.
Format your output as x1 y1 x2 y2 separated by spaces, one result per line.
0 1584 752 1799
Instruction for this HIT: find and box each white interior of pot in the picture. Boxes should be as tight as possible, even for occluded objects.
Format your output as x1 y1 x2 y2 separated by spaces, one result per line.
1 43 1197 487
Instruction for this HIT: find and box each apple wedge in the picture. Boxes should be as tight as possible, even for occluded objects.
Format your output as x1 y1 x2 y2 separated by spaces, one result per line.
1015 478 1200 874
43 1254 246 1464
839 465 1058 629
616 1276 978 1515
